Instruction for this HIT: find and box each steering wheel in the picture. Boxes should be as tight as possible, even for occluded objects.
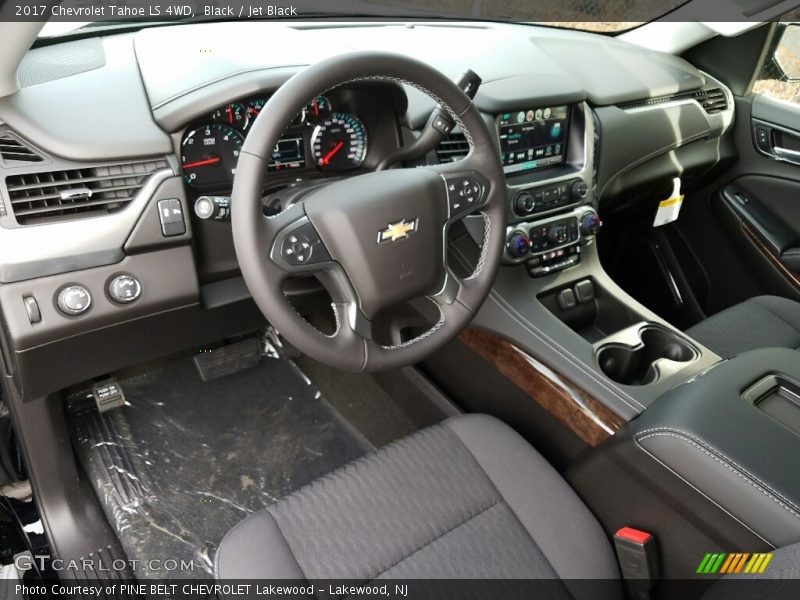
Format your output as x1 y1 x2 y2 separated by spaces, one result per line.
231 52 506 372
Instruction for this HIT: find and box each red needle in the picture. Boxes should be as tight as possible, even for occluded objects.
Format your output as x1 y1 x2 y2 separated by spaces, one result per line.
227 107 233 124
183 157 221 169
320 141 344 166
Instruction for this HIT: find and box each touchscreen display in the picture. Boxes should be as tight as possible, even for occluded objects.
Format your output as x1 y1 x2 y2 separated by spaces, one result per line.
497 106 569 174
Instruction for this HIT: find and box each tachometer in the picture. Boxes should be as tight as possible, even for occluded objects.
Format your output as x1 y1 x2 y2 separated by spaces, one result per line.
181 123 244 190
311 113 367 171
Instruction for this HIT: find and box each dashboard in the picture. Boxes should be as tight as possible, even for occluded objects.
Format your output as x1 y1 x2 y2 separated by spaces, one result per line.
0 20 736 400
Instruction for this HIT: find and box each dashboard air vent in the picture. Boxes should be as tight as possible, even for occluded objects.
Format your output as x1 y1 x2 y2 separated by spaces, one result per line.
619 86 729 115
697 87 728 114
5 158 169 224
0 134 43 164
435 132 469 163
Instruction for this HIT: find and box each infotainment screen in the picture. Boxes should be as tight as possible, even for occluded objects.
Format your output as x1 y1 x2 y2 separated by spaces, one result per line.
497 106 569 175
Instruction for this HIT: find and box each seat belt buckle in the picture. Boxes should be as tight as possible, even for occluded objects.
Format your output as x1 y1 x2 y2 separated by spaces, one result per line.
614 527 659 599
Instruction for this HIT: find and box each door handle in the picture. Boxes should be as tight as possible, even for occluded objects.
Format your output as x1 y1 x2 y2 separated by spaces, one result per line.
774 146 800 163
753 120 800 167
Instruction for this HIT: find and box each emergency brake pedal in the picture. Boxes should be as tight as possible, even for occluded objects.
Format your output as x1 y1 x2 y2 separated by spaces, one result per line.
193 337 262 382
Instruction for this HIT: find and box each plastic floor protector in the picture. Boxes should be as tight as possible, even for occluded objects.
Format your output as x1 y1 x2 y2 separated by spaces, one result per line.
70 355 373 579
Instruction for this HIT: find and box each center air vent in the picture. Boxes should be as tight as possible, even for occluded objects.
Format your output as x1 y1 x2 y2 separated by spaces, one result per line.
0 134 43 164
4 158 169 224
435 132 469 163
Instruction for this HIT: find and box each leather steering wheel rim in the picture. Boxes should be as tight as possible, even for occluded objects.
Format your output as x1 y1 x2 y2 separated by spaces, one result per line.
231 51 506 372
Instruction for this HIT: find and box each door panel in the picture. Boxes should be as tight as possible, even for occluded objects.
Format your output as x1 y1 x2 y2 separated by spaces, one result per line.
705 91 800 304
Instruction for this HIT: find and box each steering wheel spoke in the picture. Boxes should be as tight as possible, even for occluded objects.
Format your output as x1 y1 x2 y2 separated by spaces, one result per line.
430 268 462 306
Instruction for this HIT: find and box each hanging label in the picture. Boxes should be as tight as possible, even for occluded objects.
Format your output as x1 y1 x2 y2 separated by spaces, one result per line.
653 177 684 227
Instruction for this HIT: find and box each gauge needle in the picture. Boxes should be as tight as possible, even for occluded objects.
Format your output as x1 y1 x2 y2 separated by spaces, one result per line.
320 141 344 166
183 157 221 169
227 107 234 124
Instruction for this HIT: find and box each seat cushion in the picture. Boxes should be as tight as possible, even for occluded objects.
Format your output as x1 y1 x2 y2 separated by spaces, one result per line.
215 414 620 598
686 295 800 358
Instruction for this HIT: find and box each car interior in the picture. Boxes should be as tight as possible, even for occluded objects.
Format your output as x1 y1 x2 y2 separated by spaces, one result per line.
3 2 800 598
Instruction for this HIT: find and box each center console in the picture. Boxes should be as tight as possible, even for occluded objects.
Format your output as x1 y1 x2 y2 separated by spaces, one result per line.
451 102 720 424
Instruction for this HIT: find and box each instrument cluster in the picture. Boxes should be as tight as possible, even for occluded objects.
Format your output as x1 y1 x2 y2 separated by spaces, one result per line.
180 94 369 192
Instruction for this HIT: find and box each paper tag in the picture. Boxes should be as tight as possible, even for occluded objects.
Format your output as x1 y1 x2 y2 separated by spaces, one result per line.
653 177 684 227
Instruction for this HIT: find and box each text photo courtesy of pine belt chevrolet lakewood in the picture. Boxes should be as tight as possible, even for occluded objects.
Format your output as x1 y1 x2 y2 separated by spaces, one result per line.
5 0 800 598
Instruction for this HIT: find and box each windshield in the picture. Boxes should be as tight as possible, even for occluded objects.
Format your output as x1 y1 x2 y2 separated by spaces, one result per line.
36 0 690 38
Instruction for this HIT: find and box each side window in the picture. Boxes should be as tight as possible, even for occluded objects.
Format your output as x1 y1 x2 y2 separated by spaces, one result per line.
753 23 800 103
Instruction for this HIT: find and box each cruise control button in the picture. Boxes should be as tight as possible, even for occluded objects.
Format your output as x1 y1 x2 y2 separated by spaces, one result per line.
57 285 91 316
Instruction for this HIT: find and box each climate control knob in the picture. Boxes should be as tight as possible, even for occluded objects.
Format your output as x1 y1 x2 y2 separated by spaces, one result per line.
513 191 536 216
580 210 602 237
507 231 531 259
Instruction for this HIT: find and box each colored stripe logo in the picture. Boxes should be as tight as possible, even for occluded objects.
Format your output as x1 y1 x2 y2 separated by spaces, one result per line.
696 552 773 574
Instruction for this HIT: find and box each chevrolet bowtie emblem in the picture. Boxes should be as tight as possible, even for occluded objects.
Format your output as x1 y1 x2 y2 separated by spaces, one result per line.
378 219 418 243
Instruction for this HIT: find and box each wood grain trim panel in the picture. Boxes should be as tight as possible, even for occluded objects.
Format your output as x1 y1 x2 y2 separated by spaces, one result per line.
742 222 800 290
459 328 625 447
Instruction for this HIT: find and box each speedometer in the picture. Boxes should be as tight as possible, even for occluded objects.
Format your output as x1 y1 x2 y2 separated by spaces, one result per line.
311 113 367 172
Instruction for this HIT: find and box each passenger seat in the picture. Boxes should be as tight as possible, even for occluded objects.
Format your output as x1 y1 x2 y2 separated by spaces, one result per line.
687 295 800 358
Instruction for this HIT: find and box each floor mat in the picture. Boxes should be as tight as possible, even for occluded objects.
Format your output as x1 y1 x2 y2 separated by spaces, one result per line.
70 355 372 579
295 356 418 448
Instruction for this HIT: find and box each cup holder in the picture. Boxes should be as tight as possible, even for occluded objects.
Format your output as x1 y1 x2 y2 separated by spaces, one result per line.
597 325 698 386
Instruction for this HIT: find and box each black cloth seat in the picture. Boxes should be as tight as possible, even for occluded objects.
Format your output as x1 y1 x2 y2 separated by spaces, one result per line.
686 295 800 358
215 414 621 599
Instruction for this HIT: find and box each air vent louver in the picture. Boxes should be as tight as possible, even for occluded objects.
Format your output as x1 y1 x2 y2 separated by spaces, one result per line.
620 86 729 115
0 135 43 164
697 87 728 114
435 132 469 163
5 159 169 224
